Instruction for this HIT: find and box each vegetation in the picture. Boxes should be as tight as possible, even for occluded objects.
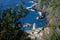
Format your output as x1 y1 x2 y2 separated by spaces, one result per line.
0 1 31 40
40 0 60 24
40 0 60 40
0 0 60 40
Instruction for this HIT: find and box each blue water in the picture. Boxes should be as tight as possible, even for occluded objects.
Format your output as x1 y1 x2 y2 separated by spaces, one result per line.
0 0 47 31
0 0 33 9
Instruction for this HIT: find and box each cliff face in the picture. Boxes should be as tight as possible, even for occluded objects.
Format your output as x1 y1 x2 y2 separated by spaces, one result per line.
32 0 60 40
32 0 48 11
33 0 60 25
32 0 49 18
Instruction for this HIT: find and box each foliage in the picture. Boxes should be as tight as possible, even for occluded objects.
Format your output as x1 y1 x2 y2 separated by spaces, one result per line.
40 0 60 24
0 1 31 40
40 0 60 40
43 24 60 40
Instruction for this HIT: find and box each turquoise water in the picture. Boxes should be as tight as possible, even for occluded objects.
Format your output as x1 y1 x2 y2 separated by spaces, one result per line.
0 0 47 31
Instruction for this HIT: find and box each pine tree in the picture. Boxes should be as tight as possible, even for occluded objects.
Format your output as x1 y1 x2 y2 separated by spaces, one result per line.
0 2 31 40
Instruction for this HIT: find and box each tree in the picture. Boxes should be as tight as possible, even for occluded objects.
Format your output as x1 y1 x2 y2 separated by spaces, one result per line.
0 2 31 40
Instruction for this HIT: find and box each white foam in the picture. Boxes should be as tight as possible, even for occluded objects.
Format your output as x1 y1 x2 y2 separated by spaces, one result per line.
26 3 37 9
38 12 42 16
23 23 32 27
36 17 39 20
30 3 37 8
29 1 35 3
38 27 43 30
30 9 35 11
26 7 31 9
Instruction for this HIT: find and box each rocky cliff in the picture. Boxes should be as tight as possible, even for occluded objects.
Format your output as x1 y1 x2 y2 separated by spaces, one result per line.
33 0 60 25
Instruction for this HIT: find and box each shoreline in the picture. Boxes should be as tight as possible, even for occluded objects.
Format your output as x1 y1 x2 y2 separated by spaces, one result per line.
26 0 42 17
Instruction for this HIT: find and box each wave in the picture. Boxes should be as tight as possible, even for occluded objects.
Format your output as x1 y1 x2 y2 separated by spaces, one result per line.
26 1 37 10
38 12 42 16
29 1 35 3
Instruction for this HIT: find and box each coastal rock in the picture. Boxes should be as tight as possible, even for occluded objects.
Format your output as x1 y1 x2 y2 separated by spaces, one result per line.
32 0 49 19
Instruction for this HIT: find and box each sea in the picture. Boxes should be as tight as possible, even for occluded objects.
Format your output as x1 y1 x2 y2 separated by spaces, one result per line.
0 0 47 31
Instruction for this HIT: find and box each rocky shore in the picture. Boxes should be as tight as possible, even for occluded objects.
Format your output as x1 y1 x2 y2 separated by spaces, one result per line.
32 0 48 15
29 0 60 40
32 0 42 11
32 0 50 27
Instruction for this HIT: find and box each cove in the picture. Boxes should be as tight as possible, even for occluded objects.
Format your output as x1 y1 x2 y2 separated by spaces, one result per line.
0 0 47 31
